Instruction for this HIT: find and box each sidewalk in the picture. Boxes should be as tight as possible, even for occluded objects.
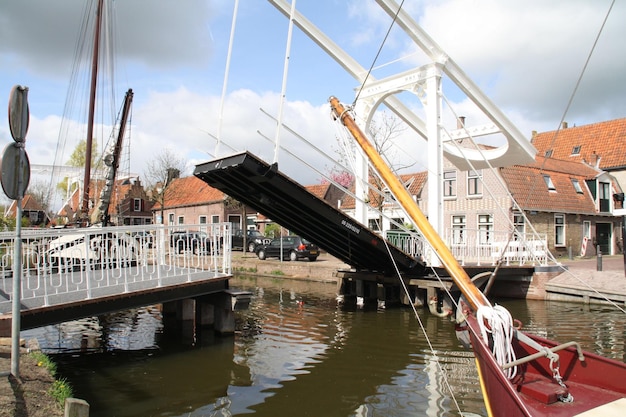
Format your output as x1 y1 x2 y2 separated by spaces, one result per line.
547 255 626 304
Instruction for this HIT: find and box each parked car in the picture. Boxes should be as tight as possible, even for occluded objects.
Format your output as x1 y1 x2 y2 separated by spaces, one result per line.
255 236 319 261
232 229 271 252
170 231 219 255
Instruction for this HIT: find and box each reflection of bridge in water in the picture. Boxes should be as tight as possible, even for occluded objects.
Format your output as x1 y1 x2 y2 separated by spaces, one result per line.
0 224 250 336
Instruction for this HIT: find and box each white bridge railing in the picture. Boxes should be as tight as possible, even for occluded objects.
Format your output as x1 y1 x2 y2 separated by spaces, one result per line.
386 229 549 266
0 223 232 312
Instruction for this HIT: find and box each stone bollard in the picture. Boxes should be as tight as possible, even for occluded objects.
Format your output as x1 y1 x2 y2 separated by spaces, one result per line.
597 246 603 272
65 397 89 417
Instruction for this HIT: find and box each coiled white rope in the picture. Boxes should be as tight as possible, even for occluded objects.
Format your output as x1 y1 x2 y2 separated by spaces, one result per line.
477 305 518 379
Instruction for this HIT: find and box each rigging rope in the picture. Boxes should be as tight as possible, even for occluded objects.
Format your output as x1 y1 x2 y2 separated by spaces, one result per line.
476 305 518 380
520 0 616 212
353 0 406 106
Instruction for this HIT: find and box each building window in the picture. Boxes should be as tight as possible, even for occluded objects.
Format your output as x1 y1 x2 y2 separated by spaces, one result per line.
555 214 565 246
599 182 611 212
571 179 583 194
168 213 174 224
211 215 220 224
368 218 381 231
467 170 482 196
571 145 581 155
513 211 525 238
178 216 184 225
133 198 141 212
543 175 556 191
390 218 404 230
583 220 591 239
544 149 553 157
452 215 465 245
478 214 493 245
443 170 457 198
199 215 207 224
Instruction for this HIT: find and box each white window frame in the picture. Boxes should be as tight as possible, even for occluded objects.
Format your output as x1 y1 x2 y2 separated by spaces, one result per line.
452 215 465 245
467 170 482 197
513 211 525 239
211 215 220 224
555 213 566 247
478 214 493 245
168 213 174 225
177 215 184 225
443 170 457 198
571 179 583 194
583 220 591 239
543 175 556 191
199 215 207 224
133 198 141 211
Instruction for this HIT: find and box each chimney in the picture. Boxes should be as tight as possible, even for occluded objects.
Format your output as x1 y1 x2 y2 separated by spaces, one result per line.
457 116 466 129
562 121 568 129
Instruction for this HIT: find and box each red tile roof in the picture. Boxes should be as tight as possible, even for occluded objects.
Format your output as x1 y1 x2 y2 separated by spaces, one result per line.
155 176 225 209
531 118 626 170
500 156 599 214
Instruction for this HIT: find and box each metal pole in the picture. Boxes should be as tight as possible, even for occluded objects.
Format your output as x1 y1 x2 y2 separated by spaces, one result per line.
11 150 24 377
597 245 603 272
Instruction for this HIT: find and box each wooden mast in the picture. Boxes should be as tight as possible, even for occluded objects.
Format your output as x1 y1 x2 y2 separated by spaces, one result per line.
81 0 104 224
329 96 489 311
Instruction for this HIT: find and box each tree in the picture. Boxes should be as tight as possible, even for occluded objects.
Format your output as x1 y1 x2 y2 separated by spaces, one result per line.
26 179 53 220
143 147 188 224
56 139 101 197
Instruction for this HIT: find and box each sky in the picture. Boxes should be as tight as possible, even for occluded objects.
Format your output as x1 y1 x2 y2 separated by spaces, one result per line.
0 0 625 209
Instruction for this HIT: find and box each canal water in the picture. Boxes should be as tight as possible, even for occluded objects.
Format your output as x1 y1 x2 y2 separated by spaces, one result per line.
24 275 626 417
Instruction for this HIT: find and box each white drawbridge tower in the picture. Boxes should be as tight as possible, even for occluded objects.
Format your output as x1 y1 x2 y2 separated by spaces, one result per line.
269 0 537 264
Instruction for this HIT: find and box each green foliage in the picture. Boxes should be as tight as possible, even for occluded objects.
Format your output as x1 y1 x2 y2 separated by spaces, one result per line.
30 351 74 408
264 224 281 238
270 270 285 276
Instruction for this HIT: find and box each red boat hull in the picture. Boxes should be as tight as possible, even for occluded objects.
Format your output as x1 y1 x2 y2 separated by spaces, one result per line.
466 314 626 416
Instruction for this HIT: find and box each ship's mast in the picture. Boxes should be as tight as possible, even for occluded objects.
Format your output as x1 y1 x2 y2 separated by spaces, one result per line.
330 96 490 311
80 0 104 225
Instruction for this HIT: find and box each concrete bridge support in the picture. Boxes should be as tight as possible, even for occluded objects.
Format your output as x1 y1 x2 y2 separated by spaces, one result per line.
161 290 252 342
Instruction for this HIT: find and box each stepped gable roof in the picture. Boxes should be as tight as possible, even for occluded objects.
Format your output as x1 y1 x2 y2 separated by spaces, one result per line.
500 156 599 214
340 172 427 210
155 175 224 209
531 117 626 170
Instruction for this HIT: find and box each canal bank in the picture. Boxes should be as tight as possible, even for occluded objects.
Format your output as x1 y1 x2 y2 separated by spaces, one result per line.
0 341 63 417
232 251 626 306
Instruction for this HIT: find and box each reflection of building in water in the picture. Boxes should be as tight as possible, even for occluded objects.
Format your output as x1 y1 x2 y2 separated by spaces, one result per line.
26 306 164 353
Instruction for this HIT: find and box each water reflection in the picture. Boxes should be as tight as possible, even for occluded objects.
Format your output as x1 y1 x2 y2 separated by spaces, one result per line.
22 276 626 417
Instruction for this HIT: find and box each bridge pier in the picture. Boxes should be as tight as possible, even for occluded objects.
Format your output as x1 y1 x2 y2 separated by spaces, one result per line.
162 290 252 342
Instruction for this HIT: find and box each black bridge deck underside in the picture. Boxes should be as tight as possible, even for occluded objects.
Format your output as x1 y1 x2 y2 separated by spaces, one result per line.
194 151 425 275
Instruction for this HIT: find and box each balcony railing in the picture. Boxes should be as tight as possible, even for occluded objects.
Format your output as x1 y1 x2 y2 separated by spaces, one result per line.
386 228 549 266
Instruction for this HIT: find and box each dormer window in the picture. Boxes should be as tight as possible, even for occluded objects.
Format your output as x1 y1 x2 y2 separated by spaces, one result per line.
543 175 556 191
571 145 581 155
571 179 583 194
544 149 553 157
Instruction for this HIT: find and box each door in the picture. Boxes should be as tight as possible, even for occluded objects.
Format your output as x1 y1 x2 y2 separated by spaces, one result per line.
596 222 612 255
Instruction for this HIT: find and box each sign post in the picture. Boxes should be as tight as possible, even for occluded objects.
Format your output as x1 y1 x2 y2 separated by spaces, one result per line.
3 85 30 378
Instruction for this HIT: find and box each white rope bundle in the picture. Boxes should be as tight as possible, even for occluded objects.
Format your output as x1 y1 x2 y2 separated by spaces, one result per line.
477 305 518 379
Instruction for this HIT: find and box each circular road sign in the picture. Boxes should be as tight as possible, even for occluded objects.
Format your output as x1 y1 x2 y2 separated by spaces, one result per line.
0 143 31 200
8 85 29 143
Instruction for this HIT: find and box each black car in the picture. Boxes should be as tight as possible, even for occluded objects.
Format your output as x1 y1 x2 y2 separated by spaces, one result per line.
232 229 271 252
170 231 218 254
255 236 319 261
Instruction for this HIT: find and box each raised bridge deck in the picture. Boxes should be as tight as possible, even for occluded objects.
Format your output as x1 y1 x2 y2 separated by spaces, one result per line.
194 151 425 276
